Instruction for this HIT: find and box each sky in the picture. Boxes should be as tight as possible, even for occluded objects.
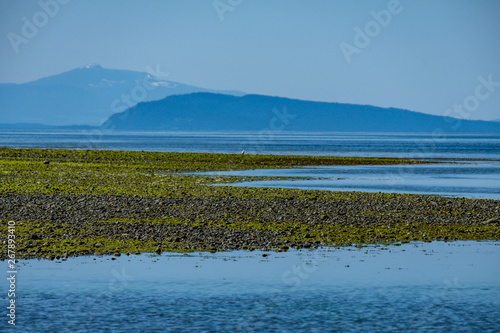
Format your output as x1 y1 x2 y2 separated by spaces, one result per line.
1 0 499 121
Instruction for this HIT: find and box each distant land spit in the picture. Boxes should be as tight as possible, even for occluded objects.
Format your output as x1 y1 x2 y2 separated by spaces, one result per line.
102 92 500 133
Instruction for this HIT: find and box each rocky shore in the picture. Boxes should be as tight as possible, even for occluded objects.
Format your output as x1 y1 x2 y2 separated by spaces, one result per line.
1 148 499 259
2 191 499 259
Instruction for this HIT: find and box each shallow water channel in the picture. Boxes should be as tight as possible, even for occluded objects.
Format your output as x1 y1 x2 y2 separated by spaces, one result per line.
4 241 500 332
203 161 500 200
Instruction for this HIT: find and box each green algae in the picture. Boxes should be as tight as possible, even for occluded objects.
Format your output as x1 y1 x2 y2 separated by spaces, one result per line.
0 148 498 259
0 148 430 199
0 148 429 171
2 218 498 259
0 219 197 258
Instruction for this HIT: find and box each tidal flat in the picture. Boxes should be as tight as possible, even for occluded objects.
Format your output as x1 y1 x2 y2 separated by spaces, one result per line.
0 148 499 259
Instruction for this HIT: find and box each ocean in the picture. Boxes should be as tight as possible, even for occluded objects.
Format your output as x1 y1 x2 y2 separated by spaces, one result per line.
1 129 499 159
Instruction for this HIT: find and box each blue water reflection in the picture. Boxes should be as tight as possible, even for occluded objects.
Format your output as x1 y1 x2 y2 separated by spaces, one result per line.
204 162 500 200
5 241 500 332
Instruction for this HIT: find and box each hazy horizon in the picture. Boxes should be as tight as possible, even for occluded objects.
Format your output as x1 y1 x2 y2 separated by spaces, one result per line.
1 0 500 121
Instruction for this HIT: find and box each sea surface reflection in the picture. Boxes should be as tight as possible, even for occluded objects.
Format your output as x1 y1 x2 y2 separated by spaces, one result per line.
6 241 500 332
204 161 500 200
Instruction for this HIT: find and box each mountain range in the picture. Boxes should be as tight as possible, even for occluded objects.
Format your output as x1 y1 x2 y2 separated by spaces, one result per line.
0 64 243 126
1 65 499 132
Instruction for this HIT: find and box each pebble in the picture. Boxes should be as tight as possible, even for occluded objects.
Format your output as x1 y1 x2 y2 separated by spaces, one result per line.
1 192 498 259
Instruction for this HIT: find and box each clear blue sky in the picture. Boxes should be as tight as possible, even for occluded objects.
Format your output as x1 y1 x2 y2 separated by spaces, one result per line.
1 0 499 120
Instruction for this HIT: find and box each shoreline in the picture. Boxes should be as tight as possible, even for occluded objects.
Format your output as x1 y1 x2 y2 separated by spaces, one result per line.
1 148 499 259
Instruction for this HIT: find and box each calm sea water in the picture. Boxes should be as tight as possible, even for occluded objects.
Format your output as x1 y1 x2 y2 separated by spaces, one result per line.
4 242 500 332
204 161 500 200
1 129 499 159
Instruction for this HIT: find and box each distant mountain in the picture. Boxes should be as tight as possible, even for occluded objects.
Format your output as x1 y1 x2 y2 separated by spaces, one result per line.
103 93 500 132
0 64 243 126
